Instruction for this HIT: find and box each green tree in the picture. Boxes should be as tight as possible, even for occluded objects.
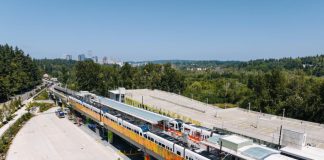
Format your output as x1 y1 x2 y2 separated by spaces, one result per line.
75 60 100 92
0 107 4 123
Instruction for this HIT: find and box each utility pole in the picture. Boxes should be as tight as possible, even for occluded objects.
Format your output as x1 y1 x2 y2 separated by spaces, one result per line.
224 82 230 109
282 108 285 119
99 99 102 122
248 102 251 113
278 125 283 147
141 96 144 108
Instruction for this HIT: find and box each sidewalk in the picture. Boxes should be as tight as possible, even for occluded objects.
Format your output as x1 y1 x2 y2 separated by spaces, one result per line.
0 87 46 137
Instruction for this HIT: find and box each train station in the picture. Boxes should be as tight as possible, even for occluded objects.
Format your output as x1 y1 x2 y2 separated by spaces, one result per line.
49 85 324 160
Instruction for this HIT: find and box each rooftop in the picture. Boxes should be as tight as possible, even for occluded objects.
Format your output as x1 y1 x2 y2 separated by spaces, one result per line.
221 135 252 144
264 154 295 160
239 145 279 160
98 96 172 124
109 88 126 95
280 146 324 160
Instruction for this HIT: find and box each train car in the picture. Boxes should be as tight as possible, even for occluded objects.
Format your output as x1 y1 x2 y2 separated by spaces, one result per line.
146 132 210 160
182 123 213 141
54 85 76 96
185 149 210 160
174 143 185 157
168 119 183 131
146 132 174 152
122 119 145 136
104 112 118 122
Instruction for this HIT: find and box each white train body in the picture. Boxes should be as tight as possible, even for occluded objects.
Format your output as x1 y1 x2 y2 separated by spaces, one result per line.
182 123 212 140
68 95 210 160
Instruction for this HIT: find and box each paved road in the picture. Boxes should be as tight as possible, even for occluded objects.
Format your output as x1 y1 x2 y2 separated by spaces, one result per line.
6 107 122 160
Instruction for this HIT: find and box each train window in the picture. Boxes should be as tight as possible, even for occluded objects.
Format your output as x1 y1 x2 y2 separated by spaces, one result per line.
144 134 147 138
177 151 181 155
186 156 188 160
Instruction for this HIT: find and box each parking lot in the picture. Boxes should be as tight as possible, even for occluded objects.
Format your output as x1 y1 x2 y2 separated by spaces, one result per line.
127 89 324 148
6 107 122 160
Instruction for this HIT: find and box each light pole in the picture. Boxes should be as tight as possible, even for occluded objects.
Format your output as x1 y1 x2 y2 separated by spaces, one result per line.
248 102 251 113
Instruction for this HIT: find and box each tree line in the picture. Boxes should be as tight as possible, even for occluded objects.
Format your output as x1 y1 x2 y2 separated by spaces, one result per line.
37 55 324 123
0 44 41 102
36 59 185 97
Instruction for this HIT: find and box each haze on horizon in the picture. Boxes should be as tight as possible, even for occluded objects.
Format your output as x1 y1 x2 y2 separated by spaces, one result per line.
0 0 323 61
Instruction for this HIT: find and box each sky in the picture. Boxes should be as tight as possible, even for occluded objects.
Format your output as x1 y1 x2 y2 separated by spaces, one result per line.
0 0 324 61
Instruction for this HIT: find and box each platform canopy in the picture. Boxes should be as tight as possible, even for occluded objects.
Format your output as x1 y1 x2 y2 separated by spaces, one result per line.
98 97 172 124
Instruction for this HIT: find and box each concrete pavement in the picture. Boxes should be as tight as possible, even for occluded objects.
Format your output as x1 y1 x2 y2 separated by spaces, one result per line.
127 89 324 148
6 107 122 160
0 87 46 137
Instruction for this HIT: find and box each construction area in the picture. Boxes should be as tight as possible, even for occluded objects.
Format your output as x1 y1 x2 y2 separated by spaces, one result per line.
126 89 324 149
6 107 122 160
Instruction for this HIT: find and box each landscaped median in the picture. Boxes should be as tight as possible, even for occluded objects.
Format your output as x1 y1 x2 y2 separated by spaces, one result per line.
33 89 49 101
27 102 54 113
0 113 33 160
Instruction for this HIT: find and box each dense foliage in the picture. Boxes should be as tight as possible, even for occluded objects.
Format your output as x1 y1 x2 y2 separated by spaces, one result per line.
0 98 22 124
37 55 324 123
33 90 49 100
72 61 185 96
0 44 41 102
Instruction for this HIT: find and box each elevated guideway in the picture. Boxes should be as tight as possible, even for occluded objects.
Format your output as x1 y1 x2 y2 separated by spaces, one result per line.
50 85 297 160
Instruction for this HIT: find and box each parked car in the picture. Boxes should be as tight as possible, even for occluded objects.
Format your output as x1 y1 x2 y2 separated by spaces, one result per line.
55 109 65 118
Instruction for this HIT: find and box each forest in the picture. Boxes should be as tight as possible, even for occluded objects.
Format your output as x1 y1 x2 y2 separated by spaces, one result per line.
36 55 324 123
0 44 41 102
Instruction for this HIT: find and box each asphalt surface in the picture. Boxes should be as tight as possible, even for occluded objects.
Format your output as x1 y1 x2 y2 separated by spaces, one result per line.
6 107 122 160
127 89 324 149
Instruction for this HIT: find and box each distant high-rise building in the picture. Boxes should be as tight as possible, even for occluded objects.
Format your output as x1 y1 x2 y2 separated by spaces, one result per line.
92 56 98 63
66 54 72 60
78 54 86 61
102 56 108 64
